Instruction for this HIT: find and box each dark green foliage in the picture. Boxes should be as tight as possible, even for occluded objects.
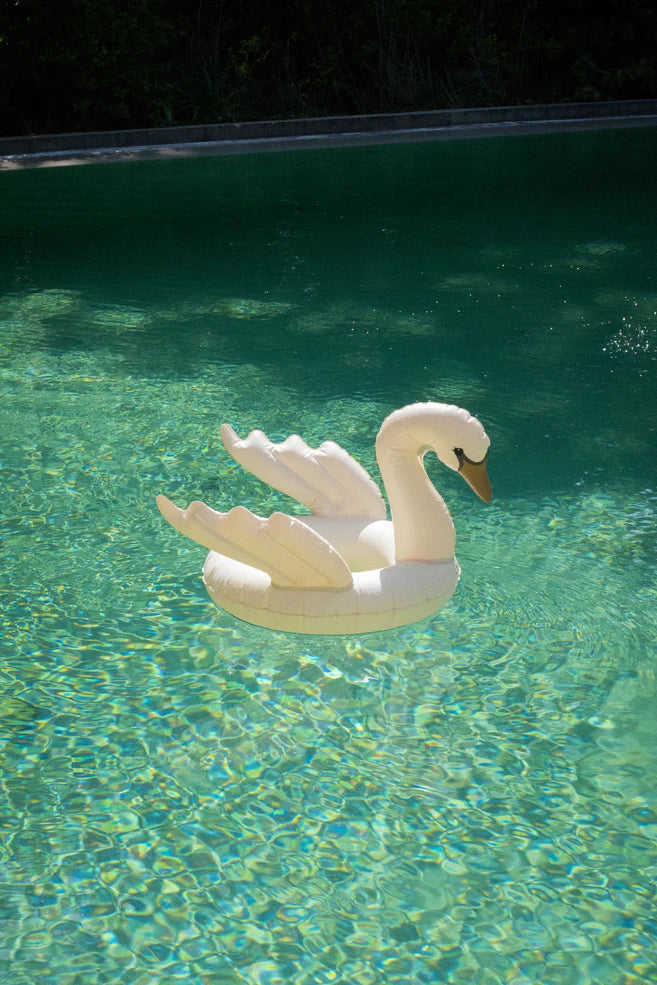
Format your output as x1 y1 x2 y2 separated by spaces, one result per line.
1 0 181 133
1 0 656 136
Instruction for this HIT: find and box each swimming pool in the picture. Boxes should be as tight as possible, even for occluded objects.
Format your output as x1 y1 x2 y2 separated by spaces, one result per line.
1 127 656 983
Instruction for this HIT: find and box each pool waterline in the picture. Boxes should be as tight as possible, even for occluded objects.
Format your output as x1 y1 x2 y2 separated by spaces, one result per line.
2 98 657 170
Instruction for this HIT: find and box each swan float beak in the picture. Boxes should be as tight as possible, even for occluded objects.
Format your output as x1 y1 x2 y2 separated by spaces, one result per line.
457 452 492 503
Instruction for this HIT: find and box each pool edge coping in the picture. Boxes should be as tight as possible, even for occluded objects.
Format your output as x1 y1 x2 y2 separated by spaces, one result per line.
2 99 657 170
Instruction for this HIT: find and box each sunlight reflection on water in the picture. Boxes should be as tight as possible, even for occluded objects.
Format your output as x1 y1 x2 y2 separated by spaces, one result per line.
1 128 657 983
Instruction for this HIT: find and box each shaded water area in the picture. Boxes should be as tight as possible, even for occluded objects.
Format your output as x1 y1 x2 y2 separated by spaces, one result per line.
1 129 657 984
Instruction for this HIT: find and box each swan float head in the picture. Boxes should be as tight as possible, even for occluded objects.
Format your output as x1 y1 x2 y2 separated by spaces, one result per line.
157 402 492 634
378 401 491 497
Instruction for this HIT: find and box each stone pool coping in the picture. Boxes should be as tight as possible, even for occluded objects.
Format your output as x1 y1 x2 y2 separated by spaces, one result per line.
2 99 657 170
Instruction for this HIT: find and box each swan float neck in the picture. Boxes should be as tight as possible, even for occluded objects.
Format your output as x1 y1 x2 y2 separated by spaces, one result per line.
376 402 490 564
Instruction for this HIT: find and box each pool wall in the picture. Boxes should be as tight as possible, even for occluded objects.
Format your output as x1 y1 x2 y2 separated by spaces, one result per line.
2 98 657 170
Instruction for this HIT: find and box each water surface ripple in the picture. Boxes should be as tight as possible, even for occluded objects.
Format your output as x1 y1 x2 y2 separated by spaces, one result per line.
1 129 656 984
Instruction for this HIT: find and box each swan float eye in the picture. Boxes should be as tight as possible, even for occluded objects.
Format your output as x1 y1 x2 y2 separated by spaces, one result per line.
454 447 489 466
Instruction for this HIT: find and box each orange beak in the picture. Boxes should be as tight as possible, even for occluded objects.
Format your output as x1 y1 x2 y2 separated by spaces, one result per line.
458 454 492 502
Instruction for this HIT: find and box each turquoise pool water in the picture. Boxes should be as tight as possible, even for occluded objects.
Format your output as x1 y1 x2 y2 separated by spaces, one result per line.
1 128 657 984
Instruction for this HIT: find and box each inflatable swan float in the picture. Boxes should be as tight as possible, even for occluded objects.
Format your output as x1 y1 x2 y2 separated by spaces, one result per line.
157 402 491 634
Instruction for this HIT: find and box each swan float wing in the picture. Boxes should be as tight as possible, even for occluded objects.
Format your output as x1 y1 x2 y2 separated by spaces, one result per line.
156 495 352 589
220 424 386 520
